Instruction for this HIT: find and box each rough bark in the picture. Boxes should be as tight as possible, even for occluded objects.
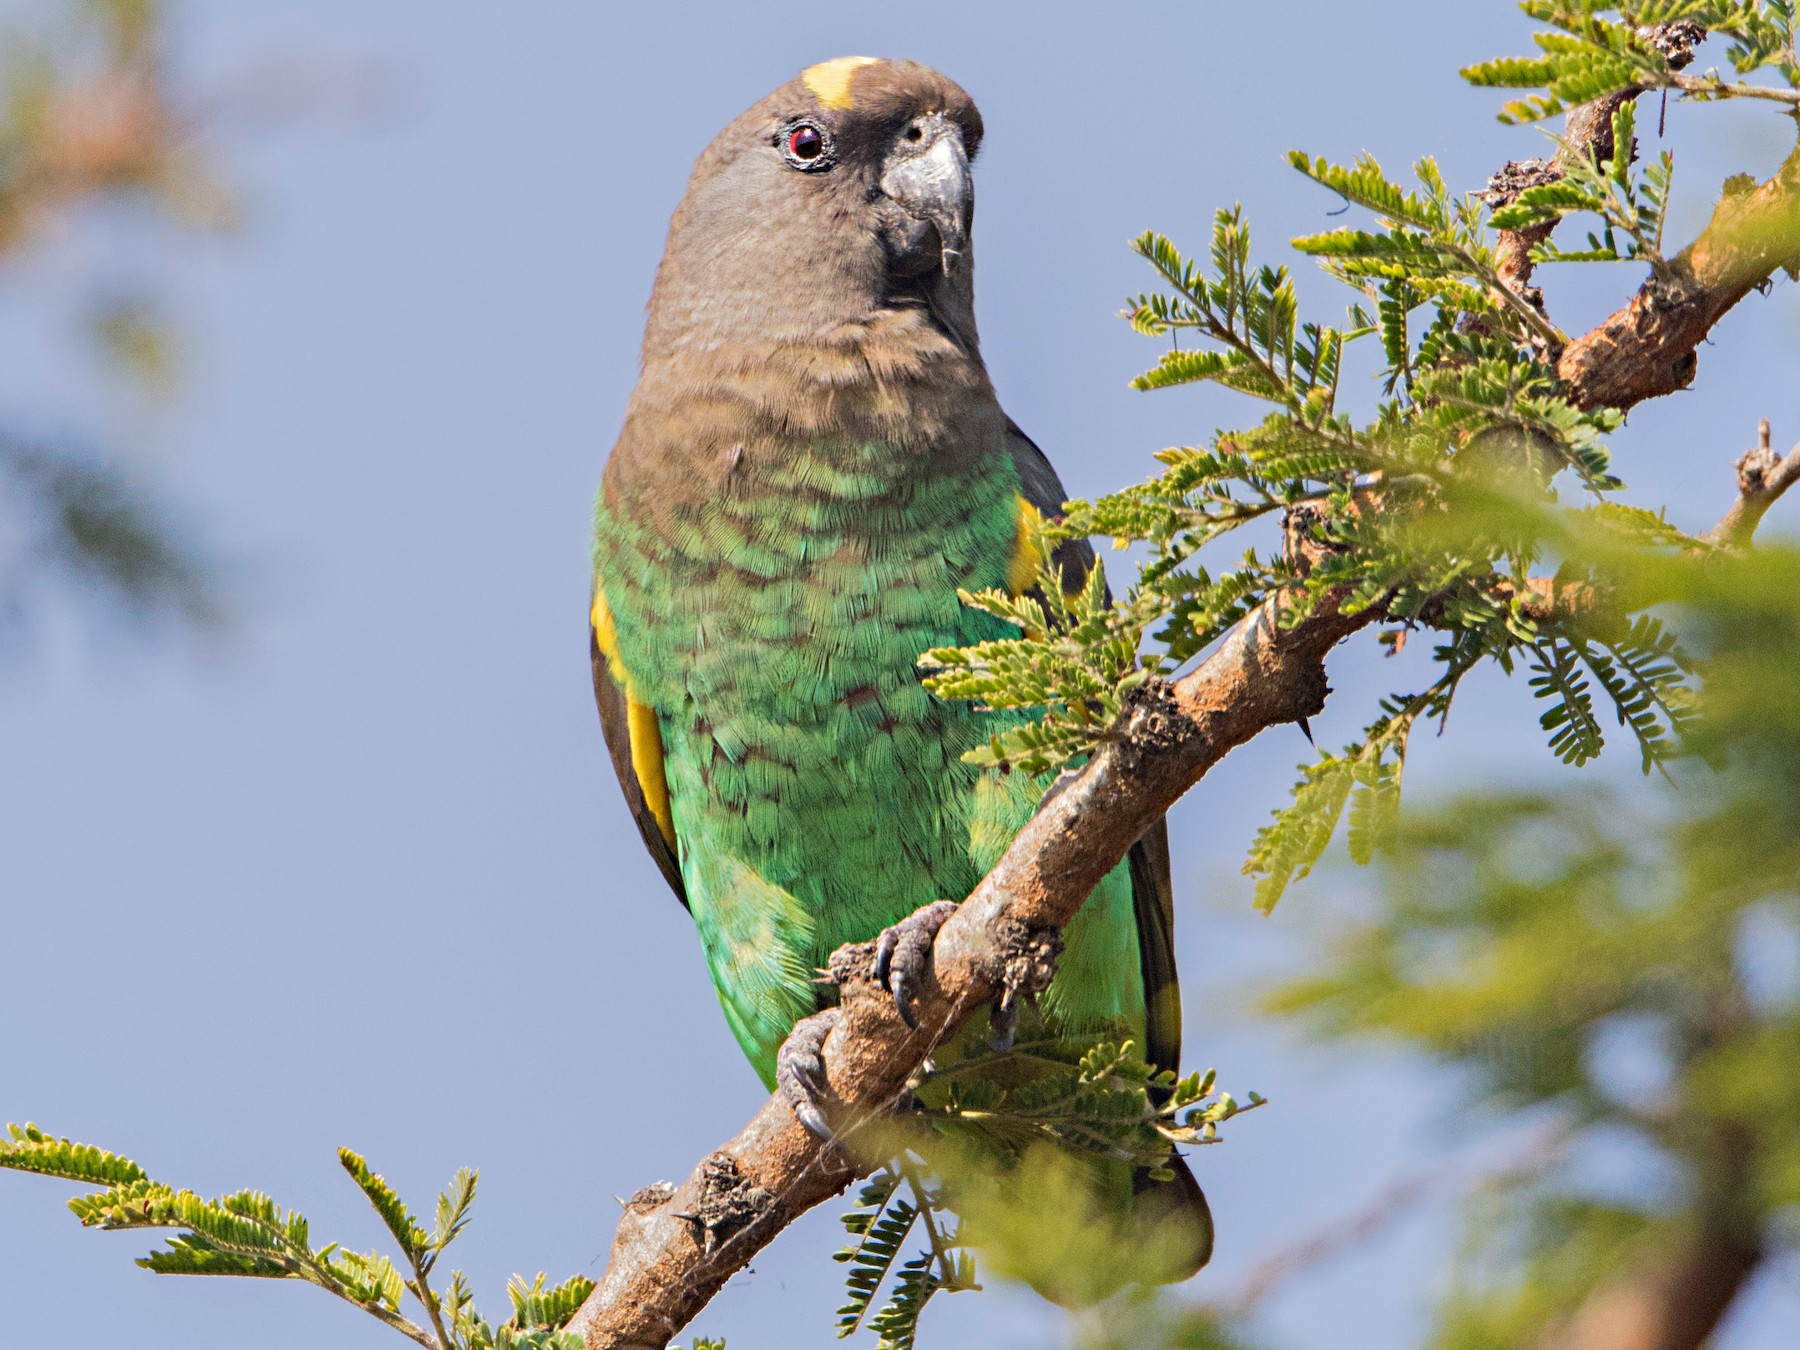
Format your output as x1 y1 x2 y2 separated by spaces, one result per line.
1477 21 1800 416
1558 137 1800 411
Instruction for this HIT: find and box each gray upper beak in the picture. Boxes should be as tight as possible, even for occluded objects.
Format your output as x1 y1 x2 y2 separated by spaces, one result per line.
879 121 972 275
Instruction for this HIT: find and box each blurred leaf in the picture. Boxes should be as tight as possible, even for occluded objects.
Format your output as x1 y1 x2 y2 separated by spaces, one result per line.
0 434 224 639
90 296 179 396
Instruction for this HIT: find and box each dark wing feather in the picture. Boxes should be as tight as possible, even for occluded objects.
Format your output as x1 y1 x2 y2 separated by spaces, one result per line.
591 630 688 908
1004 416 1182 1080
1127 818 1182 1082
1005 416 1096 587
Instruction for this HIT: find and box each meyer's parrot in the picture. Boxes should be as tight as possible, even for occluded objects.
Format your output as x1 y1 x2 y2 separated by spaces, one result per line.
590 56 1210 1301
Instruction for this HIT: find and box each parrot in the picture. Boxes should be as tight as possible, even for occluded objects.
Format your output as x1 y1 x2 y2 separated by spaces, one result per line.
589 56 1210 1300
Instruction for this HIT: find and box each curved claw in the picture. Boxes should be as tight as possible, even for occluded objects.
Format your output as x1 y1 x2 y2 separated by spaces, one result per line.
988 997 1020 1054
776 1006 843 1142
870 900 959 1031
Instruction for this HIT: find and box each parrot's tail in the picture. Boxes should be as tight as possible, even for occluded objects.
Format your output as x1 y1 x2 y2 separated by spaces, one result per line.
1126 1151 1214 1287
938 1136 1213 1309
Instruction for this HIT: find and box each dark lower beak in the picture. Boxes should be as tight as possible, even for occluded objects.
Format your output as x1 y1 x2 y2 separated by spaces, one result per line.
879 122 972 275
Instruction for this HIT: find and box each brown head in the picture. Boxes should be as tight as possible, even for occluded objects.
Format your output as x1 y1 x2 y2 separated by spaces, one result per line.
640 58 986 366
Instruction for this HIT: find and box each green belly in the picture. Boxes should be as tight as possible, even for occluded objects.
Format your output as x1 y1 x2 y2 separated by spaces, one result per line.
595 439 1144 1084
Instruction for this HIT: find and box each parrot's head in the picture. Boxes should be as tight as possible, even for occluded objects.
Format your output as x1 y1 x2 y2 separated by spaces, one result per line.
643 58 988 360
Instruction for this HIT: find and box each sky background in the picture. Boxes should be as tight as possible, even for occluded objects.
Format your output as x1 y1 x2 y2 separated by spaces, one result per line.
3 2 1798 1347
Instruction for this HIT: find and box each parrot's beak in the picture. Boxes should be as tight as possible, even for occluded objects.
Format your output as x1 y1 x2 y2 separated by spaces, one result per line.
879 118 972 276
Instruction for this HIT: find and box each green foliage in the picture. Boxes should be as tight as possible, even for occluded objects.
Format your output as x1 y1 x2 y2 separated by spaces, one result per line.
340 1148 433 1264
833 1037 1260 1345
1246 702 1417 913
1463 2 1800 120
931 138 1710 910
503 1273 597 1337
1709 0 1800 83
915 0 1800 947
0 1123 147 1186
835 1163 977 1350
0 1129 590 1350
920 6 1800 1342
920 519 1157 775
1493 100 1680 269
1265 550 1800 1344
918 1035 1262 1168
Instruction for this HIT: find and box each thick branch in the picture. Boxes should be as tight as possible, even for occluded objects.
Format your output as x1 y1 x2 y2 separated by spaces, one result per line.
1537 1102 1764 1350
1535 1225 1763 1350
1478 24 1800 413
1560 136 1800 411
568 593 1375 1349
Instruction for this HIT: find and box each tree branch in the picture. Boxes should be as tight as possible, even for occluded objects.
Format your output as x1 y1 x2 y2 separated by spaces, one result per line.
1479 23 1800 415
567 591 1376 1349
1480 21 1705 319
1705 419 1800 549
1534 1223 1763 1350
1559 134 1800 412
1536 1070 1764 1350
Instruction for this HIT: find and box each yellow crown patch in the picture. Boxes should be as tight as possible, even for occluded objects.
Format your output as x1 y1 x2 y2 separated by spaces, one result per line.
802 56 881 109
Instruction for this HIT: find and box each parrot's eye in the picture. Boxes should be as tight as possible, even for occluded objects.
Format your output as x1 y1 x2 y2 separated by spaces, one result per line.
781 120 833 171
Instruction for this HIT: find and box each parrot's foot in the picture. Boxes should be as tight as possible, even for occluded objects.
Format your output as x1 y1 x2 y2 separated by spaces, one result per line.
872 899 960 1031
776 1006 842 1141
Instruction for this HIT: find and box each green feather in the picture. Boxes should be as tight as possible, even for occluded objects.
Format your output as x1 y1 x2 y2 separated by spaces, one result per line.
595 435 1144 1084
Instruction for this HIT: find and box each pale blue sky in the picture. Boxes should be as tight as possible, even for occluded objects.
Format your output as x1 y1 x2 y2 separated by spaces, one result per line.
3 3 1797 1348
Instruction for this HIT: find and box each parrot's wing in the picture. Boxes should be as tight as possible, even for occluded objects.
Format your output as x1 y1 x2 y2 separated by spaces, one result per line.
591 626 688 909
1004 416 1182 1080
1127 816 1182 1080
1005 415 1097 585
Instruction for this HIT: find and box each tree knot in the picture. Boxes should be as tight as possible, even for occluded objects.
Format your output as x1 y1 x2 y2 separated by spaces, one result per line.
673 1153 774 1256
1641 19 1704 69
1480 156 1559 210
993 916 1062 1016
1122 676 1191 756
621 1181 676 1215
824 939 877 992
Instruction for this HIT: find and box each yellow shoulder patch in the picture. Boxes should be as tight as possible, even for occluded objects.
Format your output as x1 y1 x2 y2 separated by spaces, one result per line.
591 589 676 850
590 589 627 684
1006 497 1046 596
626 700 675 850
802 56 881 109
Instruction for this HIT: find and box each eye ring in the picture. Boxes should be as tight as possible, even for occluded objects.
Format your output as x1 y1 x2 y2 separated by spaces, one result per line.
780 118 835 172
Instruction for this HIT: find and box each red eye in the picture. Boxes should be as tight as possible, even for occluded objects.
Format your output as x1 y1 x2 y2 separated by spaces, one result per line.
788 125 824 161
